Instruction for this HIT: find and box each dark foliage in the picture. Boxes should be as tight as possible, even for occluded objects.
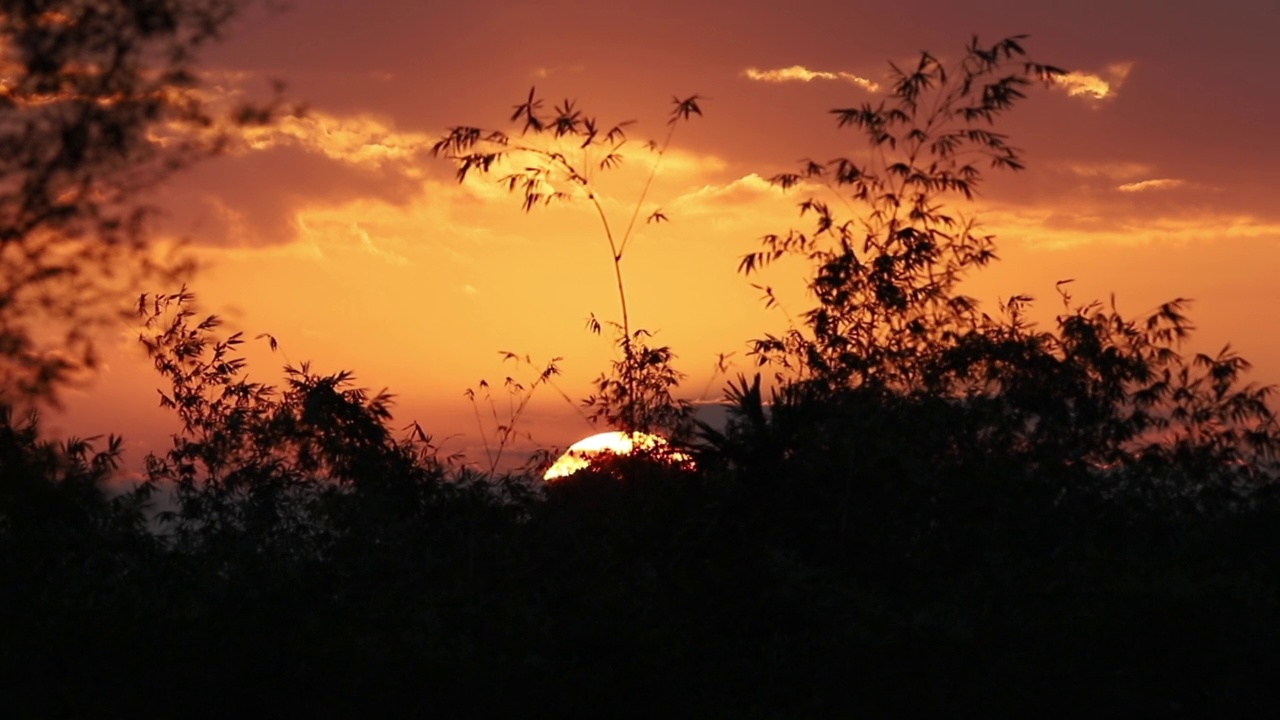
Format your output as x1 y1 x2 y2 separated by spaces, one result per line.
0 0 280 402
5 34 1280 719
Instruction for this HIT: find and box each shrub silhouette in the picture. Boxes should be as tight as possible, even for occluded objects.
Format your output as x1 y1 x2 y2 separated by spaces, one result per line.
732 36 1280 502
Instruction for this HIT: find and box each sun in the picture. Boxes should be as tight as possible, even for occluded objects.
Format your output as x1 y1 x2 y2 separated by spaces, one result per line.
543 430 692 481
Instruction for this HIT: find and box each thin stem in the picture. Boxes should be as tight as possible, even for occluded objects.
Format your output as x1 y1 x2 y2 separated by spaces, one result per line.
618 121 679 258
533 145 630 343
546 375 597 429
584 191 630 341
468 393 494 472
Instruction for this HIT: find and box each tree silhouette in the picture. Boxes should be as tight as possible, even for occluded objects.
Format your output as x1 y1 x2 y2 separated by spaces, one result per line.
741 36 1063 388
0 0 279 403
734 35 1280 491
433 90 703 435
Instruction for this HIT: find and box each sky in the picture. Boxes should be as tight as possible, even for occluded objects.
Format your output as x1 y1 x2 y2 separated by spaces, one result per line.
51 0 1280 471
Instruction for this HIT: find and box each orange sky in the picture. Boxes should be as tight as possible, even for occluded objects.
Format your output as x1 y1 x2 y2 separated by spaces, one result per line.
51 0 1280 472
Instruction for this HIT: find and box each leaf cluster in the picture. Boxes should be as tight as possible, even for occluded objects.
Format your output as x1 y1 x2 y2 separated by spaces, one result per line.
0 0 285 403
583 316 692 437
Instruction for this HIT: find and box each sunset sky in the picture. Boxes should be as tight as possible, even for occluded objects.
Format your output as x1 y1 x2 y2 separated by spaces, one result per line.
53 0 1280 471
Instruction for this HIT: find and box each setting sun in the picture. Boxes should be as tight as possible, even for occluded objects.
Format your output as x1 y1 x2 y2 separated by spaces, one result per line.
543 430 693 480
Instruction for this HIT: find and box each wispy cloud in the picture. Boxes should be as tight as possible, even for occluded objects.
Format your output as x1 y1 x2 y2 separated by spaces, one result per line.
1055 62 1134 101
744 65 879 92
651 148 729 177
238 112 432 172
1064 161 1153 179
982 206 1280 249
175 74 432 173
533 64 585 79
670 173 785 213
1117 178 1187 193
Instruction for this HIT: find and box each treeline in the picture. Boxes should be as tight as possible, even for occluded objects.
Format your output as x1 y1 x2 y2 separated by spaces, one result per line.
4 289 1280 716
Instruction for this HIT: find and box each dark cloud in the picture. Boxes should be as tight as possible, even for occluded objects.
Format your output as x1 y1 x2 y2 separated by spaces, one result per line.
152 142 426 246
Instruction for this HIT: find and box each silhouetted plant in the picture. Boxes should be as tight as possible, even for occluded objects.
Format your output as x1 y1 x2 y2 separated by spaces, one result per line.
433 89 702 435
0 400 145 539
742 36 1064 390
465 350 565 475
0 0 284 403
582 314 693 438
735 35 1280 491
136 288 447 553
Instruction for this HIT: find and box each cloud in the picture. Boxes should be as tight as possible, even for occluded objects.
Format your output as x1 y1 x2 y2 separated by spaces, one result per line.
1055 62 1134 102
743 65 879 92
151 79 446 248
1055 165 1197 199
343 221 410 266
983 206 1280 249
651 148 729 178
533 64 586 78
1117 178 1188 193
236 111 433 172
1064 162 1153 180
668 173 790 217
156 142 425 247
170 72 436 174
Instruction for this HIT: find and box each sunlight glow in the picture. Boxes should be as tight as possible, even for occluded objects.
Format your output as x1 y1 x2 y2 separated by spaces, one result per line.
543 431 692 481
